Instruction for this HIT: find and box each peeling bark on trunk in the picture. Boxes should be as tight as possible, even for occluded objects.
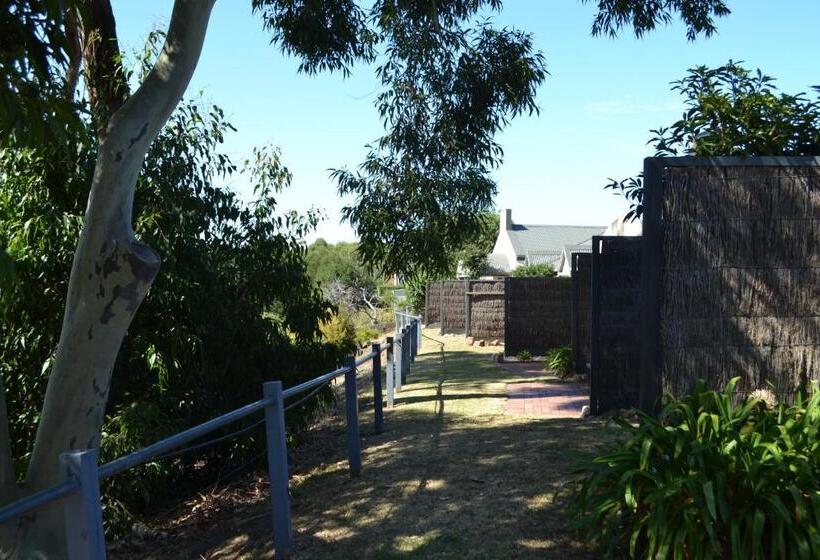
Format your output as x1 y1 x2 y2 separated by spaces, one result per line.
3 1 217 557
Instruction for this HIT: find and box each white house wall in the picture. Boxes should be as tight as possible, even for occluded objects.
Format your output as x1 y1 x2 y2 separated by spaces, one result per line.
490 229 519 271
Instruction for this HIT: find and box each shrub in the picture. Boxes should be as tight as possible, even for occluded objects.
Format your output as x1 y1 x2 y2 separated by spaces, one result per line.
544 346 572 379
320 308 358 355
512 263 556 277
516 350 532 361
574 378 820 559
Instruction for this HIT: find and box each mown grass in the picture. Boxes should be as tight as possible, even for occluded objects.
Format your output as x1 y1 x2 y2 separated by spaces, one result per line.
118 331 616 559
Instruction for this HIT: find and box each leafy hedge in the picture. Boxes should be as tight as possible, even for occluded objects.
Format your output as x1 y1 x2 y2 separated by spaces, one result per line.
574 379 820 559
512 263 555 277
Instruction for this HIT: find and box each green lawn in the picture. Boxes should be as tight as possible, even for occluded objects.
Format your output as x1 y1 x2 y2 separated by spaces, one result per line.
117 330 615 559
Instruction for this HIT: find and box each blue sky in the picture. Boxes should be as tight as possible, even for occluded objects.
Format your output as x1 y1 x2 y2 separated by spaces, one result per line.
111 1 820 242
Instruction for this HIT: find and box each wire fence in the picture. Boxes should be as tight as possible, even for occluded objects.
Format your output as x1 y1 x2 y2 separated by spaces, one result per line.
0 313 424 560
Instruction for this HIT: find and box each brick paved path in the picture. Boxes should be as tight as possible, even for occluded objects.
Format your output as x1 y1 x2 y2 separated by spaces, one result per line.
501 362 588 418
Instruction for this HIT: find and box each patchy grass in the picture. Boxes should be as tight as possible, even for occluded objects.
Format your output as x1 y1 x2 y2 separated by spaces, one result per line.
112 331 615 559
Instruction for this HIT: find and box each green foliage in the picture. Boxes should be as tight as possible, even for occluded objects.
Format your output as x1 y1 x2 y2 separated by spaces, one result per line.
607 61 820 221
512 263 556 278
516 350 532 362
0 0 82 143
456 211 500 278
544 346 572 379
574 379 820 559
319 308 358 355
332 3 546 276
307 240 367 286
305 239 383 313
0 89 340 532
405 272 438 314
583 0 730 41
0 248 14 289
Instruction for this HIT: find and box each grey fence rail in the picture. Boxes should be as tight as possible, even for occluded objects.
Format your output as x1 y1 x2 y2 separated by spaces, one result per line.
0 314 423 560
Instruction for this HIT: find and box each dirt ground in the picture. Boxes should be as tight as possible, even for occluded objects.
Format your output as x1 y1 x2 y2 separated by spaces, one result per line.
110 331 615 559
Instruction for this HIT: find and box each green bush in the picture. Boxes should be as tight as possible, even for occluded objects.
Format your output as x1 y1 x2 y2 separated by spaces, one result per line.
404 273 432 314
512 263 556 277
544 346 572 379
574 378 820 559
516 350 532 361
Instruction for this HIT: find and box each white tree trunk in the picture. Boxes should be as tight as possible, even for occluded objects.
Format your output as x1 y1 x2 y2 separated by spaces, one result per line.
4 1 217 557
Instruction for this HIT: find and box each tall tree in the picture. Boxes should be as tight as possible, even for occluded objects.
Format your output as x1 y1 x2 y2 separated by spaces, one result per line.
1 0 731 555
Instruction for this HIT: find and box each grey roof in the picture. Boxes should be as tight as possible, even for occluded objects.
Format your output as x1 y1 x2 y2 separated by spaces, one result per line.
508 224 606 258
526 251 563 267
562 243 593 256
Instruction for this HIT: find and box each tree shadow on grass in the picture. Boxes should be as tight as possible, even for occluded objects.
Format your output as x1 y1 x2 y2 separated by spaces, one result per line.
111 341 613 559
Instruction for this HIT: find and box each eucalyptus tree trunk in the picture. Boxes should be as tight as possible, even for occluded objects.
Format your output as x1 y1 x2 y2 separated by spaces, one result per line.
0 1 217 557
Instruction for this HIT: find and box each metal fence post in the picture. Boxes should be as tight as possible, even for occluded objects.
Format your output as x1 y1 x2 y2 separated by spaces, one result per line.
372 343 383 434
416 317 422 351
401 327 409 385
343 356 362 477
386 337 395 407
395 333 403 392
60 449 105 560
263 381 293 558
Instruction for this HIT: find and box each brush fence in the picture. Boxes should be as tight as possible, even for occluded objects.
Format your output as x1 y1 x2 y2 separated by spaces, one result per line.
641 157 820 409
571 253 592 375
504 277 572 356
590 236 642 414
466 280 506 340
424 278 573 354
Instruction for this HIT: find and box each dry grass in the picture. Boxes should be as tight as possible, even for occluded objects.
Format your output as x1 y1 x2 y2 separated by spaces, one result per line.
112 331 614 559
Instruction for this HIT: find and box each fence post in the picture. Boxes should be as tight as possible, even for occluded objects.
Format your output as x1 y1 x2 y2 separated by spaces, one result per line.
416 317 422 351
408 321 416 362
386 337 395 407
60 449 105 560
372 343 383 434
343 356 362 477
401 327 409 385
395 332 403 392
263 381 293 558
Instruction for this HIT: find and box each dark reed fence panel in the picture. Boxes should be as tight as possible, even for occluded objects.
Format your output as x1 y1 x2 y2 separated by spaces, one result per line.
590 236 642 415
642 157 820 408
468 280 505 340
424 281 442 324
571 253 592 374
504 277 572 356
440 280 468 333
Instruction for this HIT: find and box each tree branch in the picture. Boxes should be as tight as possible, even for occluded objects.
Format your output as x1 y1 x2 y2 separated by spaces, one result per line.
63 6 83 102
81 0 130 136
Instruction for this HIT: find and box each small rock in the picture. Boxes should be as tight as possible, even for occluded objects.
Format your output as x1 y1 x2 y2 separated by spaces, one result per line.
466 336 475 345
580 405 590 418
